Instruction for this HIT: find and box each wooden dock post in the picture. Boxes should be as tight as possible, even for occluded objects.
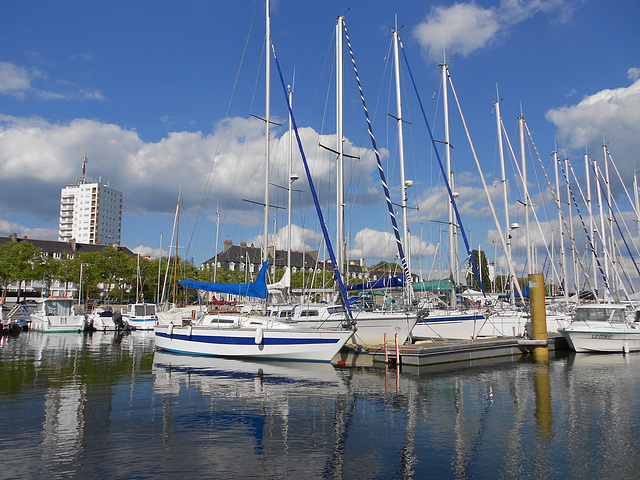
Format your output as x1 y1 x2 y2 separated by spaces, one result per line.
528 273 548 363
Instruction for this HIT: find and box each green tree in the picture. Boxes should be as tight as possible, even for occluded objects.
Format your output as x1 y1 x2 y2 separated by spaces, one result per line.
0 240 44 300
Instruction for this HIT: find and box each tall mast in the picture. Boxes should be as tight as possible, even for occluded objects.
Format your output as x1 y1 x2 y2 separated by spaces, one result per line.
214 207 220 282
494 90 513 304
566 157 579 302
441 60 456 307
263 0 271 266
554 151 569 304
603 144 616 296
287 82 298 295
393 23 412 303
594 157 610 296
519 115 533 274
585 153 598 295
336 15 345 276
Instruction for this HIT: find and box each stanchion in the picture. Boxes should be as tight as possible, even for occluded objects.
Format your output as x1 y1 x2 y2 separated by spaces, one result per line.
384 333 388 363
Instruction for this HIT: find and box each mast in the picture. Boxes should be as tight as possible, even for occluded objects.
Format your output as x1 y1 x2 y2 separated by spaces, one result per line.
263 0 271 267
603 144 616 296
566 157 579 302
594 157 610 296
519 115 533 275
494 90 514 304
441 61 456 307
156 233 162 304
214 207 220 282
554 151 569 304
172 197 180 305
393 23 413 303
585 153 598 295
336 15 345 277
287 82 298 295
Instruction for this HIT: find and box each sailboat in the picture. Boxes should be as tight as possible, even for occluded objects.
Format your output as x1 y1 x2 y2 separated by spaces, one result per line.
153 1 354 362
371 30 486 341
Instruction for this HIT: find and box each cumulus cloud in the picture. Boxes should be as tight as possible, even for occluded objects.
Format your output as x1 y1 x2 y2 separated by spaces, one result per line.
628 67 640 81
0 113 386 238
412 0 576 60
0 60 105 101
545 78 640 179
0 62 31 97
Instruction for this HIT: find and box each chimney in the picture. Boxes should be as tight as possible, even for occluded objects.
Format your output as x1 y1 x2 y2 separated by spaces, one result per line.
223 239 232 252
69 239 76 252
10 233 17 242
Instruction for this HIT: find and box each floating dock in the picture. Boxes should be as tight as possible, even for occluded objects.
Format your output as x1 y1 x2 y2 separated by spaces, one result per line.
337 333 568 367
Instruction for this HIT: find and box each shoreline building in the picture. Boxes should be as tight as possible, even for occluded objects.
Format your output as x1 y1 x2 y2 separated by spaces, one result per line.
58 182 123 244
58 154 123 245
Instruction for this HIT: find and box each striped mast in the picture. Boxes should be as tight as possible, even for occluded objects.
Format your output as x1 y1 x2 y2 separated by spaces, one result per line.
342 20 412 301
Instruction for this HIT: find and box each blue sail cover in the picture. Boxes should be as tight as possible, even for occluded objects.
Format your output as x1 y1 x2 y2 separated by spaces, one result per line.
345 275 404 291
179 261 269 299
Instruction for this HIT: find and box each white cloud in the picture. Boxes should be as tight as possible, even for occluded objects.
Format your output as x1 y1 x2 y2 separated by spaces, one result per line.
0 61 105 101
0 62 31 97
628 67 640 81
412 0 576 60
545 78 640 180
413 3 500 60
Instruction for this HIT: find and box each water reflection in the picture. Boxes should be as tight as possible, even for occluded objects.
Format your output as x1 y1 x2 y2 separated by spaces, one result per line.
2 332 640 478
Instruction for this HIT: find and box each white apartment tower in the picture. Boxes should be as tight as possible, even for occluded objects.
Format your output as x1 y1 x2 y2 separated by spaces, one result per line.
58 154 123 245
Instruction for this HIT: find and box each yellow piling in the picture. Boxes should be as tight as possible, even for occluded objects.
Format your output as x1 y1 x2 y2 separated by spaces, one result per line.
528 273 549 363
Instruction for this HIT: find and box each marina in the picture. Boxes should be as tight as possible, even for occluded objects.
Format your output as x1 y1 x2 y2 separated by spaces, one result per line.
2 330 640 479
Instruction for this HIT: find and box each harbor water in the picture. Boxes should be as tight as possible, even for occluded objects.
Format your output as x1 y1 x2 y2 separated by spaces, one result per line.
1 331 640 479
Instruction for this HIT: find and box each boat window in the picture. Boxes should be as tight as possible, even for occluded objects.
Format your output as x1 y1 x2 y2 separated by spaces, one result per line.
327 306 346 315
575 307 626 323
46 300 72 316
299 310 319 317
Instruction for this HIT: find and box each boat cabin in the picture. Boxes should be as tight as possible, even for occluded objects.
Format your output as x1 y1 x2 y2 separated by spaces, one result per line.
574 305 626 323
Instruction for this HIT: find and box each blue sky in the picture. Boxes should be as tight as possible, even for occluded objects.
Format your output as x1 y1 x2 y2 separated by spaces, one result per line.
1 0 639 286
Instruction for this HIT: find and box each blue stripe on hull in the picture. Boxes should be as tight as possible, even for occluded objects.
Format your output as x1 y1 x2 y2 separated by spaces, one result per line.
155 332 341 346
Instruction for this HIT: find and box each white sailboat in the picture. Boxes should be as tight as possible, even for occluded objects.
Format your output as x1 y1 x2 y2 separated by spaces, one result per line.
154 1 354 362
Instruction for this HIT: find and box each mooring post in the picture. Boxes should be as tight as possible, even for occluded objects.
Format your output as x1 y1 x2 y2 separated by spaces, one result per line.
528 273 548 362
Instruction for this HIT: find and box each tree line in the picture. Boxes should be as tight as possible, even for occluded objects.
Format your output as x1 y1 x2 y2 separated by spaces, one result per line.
0 240 338 305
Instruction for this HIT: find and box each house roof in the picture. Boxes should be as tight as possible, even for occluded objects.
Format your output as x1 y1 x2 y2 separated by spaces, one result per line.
0 236 135 257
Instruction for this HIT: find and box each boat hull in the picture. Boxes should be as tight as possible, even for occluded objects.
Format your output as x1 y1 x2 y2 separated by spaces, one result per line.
153 324 354 362
126 318 157 330
304 312 416 346
411 311 488 340
560 326 640 353
30 315 86 333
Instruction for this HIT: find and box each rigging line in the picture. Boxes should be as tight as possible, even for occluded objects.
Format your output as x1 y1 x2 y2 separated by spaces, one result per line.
521 120 564 289
189 2 261 258
400 45 486 296
342 21 412 296
590 160 640 290
606 149 640 256
271 42 353 320
562 159 610 299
